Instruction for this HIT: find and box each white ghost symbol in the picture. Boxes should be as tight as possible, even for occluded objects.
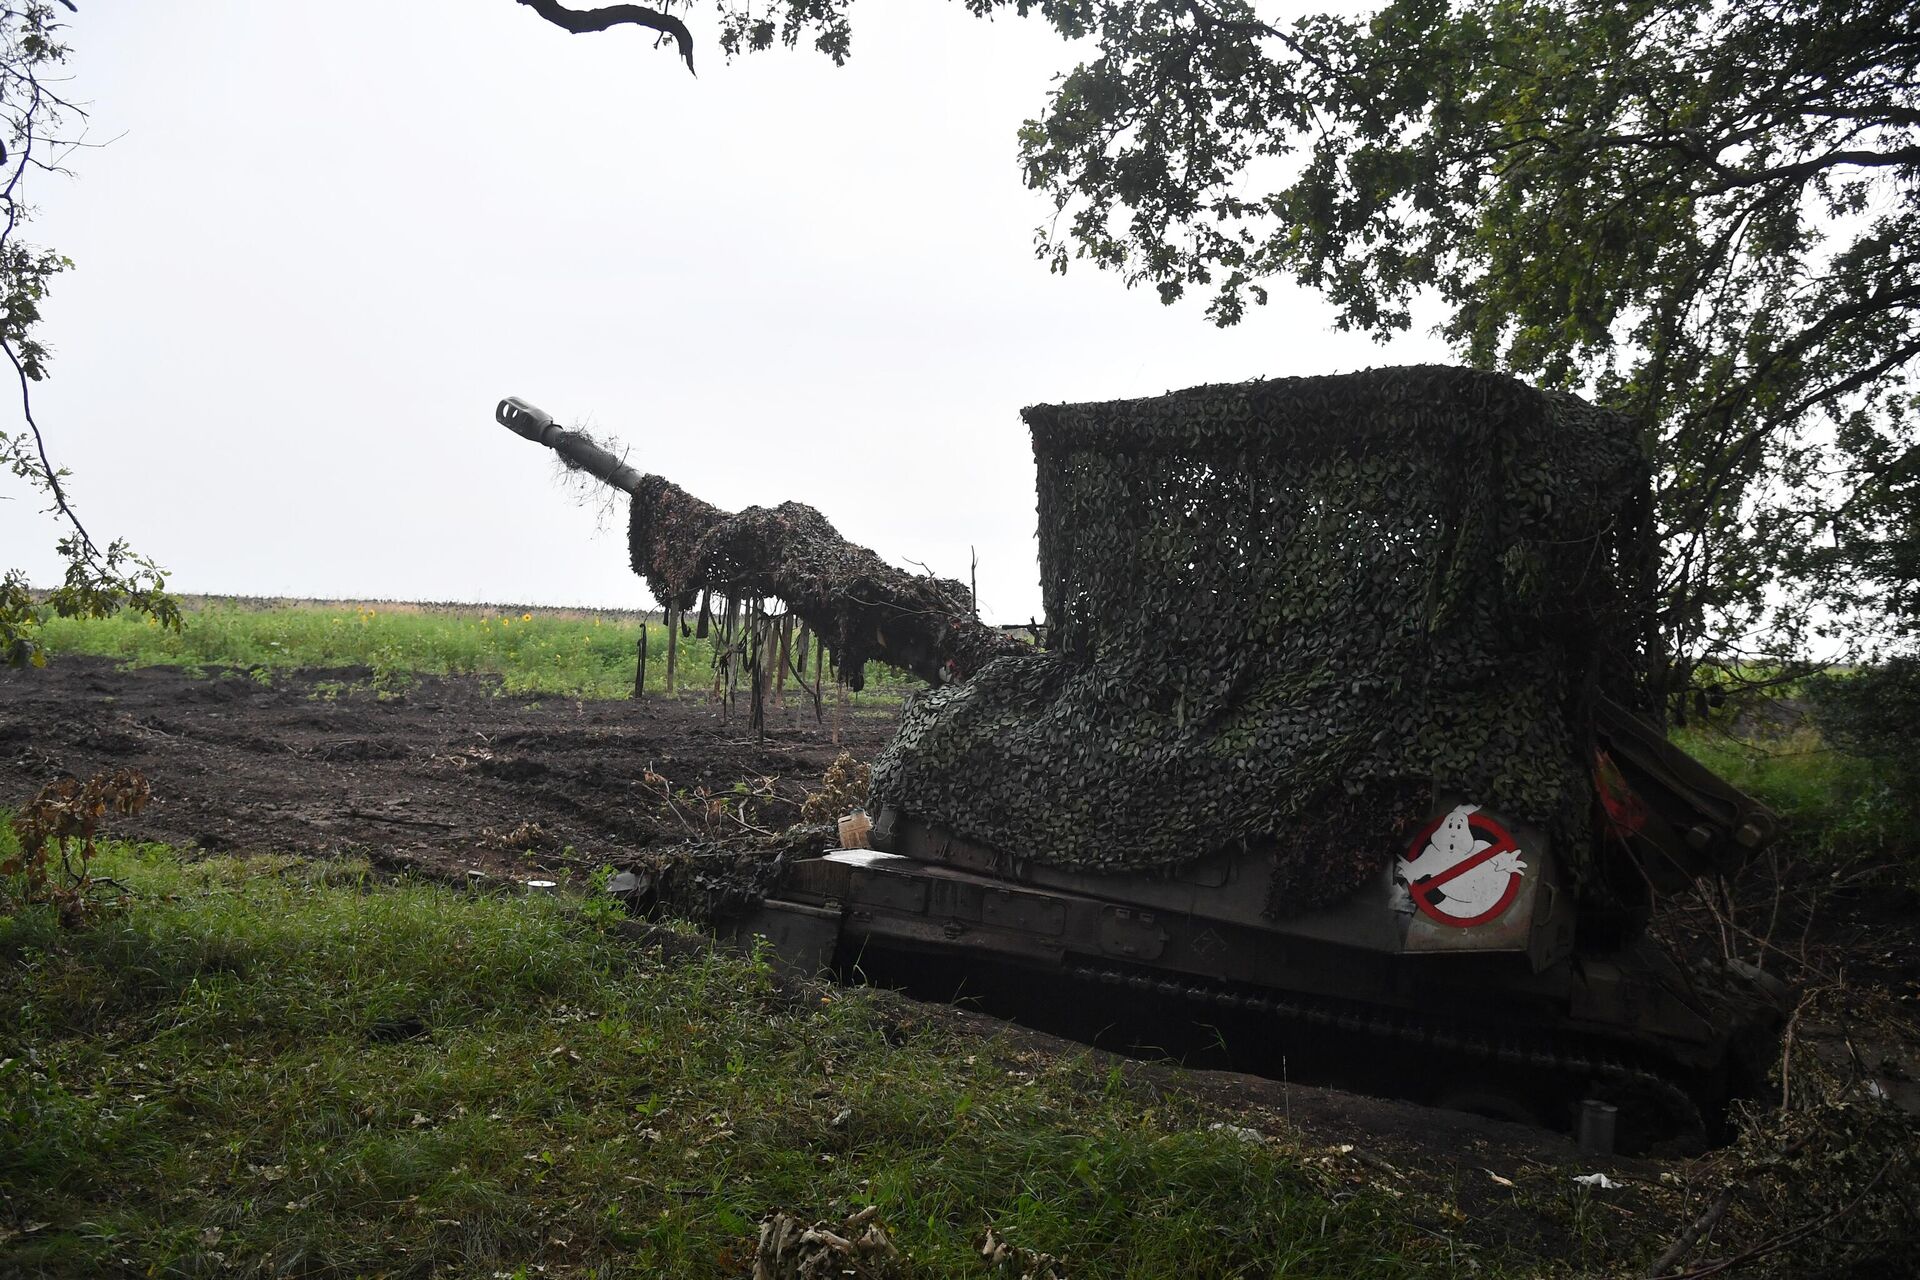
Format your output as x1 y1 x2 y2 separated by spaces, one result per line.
1394 803 1528 921
1432 805 1479 862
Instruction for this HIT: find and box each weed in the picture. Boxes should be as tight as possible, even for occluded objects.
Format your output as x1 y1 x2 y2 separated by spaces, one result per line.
0 772 150 925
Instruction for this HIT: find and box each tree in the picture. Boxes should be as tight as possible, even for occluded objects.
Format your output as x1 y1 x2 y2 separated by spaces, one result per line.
1 0 175 667
525 0 1918 695
1007 0 1920 698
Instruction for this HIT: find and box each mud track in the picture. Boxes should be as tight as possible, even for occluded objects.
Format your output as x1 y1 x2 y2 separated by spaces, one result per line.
0 656 896 880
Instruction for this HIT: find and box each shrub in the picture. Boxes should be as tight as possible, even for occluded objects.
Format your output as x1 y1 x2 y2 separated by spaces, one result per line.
0 771 150 925
1808 657 1920 786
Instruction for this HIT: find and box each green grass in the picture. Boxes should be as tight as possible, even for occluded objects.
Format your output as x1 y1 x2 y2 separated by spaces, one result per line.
1671 725 1915 864
34 603 916 705
0 842 1509 1278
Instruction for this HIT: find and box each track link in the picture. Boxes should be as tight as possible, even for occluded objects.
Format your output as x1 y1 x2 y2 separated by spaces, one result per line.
1065 960 1707 1152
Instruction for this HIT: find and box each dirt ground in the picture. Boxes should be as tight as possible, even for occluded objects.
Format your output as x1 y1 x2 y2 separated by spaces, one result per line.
6 654 1918 1272
0 655 895 882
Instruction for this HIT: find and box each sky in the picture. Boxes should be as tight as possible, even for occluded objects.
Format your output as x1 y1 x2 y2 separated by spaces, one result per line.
2 1 1445 624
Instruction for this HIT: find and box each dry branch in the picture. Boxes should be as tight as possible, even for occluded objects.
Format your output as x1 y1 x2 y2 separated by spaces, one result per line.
1646 1187 1733 1278
515 0 695 73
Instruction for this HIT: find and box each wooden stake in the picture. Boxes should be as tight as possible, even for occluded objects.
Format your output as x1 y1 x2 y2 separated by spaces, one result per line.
711 593 730 710
758 613 776 709
633 622 647 700
773 614 792 708
723 594 743 716
748 608 766 737
814 634 826 722
664 605 679 698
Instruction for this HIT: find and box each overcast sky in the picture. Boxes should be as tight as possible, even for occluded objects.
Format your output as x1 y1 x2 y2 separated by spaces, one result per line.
2 2 1444 623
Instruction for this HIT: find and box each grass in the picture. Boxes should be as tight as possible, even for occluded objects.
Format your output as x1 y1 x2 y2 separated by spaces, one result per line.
1671 724 1915 865
33 603 917 706
0 840 1513 1279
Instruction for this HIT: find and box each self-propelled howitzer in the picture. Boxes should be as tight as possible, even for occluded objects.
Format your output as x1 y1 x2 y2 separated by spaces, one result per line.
492 371 1783 1153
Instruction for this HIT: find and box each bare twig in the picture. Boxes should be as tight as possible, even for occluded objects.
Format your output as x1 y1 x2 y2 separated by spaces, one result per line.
1648 1187 1734 1277
715 805 773 837
1757 846 1784 968
1663 1155 1899 1279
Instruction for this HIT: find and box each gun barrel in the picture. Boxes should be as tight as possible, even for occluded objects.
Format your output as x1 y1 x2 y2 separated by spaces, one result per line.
493 394 1033 688
496 397 645 495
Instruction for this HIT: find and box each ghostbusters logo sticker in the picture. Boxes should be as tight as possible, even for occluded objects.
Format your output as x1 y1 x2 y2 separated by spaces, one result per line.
1393 804 1528 928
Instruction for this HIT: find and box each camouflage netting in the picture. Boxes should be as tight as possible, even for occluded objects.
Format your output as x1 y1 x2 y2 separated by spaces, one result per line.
869 366 1656 911
628 477 1027 690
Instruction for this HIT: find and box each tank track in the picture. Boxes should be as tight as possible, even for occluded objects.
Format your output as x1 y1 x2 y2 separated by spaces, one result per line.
1065 960 1708 1152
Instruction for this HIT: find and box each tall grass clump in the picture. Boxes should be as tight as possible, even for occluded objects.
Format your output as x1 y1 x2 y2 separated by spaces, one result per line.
1673 707 1915 871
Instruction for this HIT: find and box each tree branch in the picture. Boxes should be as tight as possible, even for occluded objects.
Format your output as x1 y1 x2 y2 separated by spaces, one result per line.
1778 338 1920 424
1646 1186 1733 1278
4 339 96 559
0 68 95 560
515 0 695 75
1697 146 1920 197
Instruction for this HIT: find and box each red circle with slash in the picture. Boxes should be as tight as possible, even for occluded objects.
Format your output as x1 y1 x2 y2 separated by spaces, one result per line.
1402 810 1525 928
